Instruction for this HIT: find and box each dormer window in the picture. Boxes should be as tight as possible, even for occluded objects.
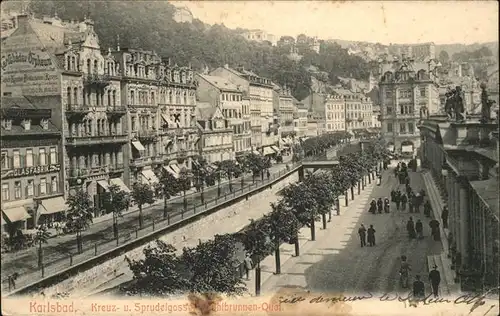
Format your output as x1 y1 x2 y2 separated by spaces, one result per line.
22 119 31 130
3 119 12 130
41 119 49 130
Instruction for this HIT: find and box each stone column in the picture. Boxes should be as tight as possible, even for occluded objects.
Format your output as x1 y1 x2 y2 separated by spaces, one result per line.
459 184 469 267
453 178 461 251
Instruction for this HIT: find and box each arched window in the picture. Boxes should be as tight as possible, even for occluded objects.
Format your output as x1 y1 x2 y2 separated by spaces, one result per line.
168 90 173 104
87 59 91 74
66 56 71 70
183 91 187 105
71 56 76 71
93 60 98 74
73 87 78 105
108 90 111 106
67 87 72 105
112 91 116 106
130 91 135 105
151 92 155 104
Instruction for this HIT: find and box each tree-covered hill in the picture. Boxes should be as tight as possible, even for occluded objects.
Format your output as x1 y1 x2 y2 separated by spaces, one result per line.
26 0 373 101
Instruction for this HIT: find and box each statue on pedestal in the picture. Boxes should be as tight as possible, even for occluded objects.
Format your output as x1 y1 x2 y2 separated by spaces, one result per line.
480 82 495 123
453 86 466 122
444 90 454 119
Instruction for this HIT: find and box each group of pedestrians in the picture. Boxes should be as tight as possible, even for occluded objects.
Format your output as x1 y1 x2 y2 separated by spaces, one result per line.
369 197 390 214
412 265 442 299
358 224 376 247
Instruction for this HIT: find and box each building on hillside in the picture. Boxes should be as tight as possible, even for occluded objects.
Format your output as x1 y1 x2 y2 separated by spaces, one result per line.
272 84 295 140
195 102 234 163
240 29 277 46
1 97 64 231
295 106 308 138
306 111 325 137
324 95 346 132
309 36 320 54
0 14 130 215
371 105 382 128
173 6 194 24
330 88 373 133
378 54 440 154
111 48 198 187
195 74 251 156
210 65 276 155
419 116 498 292
388 42 436 61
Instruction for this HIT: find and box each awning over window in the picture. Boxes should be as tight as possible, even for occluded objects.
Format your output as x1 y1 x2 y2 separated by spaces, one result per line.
2 207 31 223
271 145 280 153
38 196 66 215
263 147 275 155
110 178 131 193
131 141 145 151
97 180 110 191
163 165 179 179
170 164 181 174
161 114 176 127
253 150 261 156
401 145 413 153
141 169 159 184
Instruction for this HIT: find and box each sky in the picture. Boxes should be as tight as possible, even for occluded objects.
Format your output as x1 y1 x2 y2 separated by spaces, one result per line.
170 1 498 45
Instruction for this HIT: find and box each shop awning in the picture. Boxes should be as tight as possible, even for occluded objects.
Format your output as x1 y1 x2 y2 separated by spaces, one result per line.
97 180 110 191
141 169 159 184
170 164 181 174
263 147 275 155
270 145 280 153
161 114 176 127
110 178 131 193
253 150 261 156
402 145 413 153
2 207 31 223
163 165 179 179
131 141 145 151
38 196 66 215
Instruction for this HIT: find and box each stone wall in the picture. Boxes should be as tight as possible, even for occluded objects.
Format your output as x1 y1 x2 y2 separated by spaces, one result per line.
38 172 299 298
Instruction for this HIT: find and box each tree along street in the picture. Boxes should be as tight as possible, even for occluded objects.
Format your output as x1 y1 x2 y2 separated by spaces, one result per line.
260 166 444 297
1 159 292 281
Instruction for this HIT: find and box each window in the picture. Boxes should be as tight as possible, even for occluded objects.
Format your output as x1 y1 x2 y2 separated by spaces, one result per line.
14 181 21 199
400 123 406 133
386 107 393 114
23 119 31 130
387 123 393 133
385 91 392 98
26 149 33 167
4 119 12 130
40 178 47 195
39 148 46 165
1 183 9 201
13 150 20 168
1 151 8 169
51 176 58 193
27 180 34 197
50 147 57 164
420 88 426 97
408 123 414 134
41 119 49 130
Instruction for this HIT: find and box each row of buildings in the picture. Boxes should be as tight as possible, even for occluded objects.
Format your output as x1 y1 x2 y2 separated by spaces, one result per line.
0 14 317 231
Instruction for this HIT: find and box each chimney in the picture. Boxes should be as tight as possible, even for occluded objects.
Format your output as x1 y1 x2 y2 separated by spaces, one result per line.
116 35 120 51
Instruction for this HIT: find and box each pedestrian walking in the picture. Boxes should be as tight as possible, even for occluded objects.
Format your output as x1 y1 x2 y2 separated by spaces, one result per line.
384 198 390 213
358 224 367 247
409 199 414 213
441 206 449 229
395 191 401 210
413 275 425 299
415 219 423 239
244 254 253 280
413 194 421 213
367 225 376 246
406 217 416 239
391 190 396 203
377 198 383 214
401 193 408 211
424 200 432 218
369 199 377 214
429 219 441 241
428 265 441 297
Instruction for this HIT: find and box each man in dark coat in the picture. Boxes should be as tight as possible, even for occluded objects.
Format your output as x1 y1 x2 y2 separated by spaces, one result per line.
428 266 441 297
377 198 383 214
408 196 414 213
395 191 401 210
415 219 423 239
367 225 376 246
369 199 377 214
384 198 390 213
391 190 396 202
441 206 449 229
429 219 441 241
407 217 416 239
401 193 408 211
424 200 432 217
413 275 425 299
358 224 367 247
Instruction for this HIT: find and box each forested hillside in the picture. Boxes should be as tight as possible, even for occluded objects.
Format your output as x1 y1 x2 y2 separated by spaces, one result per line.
26 0 372 101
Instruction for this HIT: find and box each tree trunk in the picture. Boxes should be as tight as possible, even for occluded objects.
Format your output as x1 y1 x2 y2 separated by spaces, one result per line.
368 173 372 184
311 216 316 241
275 242 281 274
351 186 355 200
322 213 327 229
294 234 300 256
113 216 118 240
241 177 245 189
345 191 349 206
255 262 261 296
183 190 187 211
77 231 83 254
217 178 221 197
138 205 143 229
358 181 361 195
38 242 43 268
229 175 233 192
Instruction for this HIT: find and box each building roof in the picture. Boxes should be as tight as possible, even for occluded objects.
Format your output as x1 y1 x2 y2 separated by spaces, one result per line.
469 178 499 221
196 102 217 121
198 74 240 92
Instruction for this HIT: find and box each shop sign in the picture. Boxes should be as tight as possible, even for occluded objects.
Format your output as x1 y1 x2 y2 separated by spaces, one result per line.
1 164 61 179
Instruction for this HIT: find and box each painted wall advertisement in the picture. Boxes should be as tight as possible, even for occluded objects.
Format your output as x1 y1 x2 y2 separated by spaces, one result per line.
1 28 60 96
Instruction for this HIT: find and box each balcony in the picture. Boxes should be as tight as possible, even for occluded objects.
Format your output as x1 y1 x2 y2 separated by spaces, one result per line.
65 104 92 119
68 164 124 179
136 130 158 142
106 106 127 119
396 113 418 119
130 156 153 168
66 134 128 147
83 73 111 88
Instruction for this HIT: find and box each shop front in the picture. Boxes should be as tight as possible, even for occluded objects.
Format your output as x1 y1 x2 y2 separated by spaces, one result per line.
36 195 66 227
